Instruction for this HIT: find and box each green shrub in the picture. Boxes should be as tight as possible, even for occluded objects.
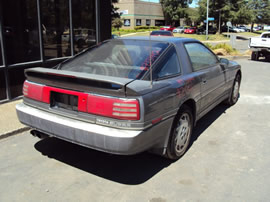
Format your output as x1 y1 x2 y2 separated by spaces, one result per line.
134 26 159 30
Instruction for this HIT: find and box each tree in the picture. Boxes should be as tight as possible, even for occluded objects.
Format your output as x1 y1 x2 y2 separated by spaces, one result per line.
111 0 120 20
185 7 200 26
227 0 252 25
160 0 193 25
112 18 123 30
198 0 231 32
247 0 270 30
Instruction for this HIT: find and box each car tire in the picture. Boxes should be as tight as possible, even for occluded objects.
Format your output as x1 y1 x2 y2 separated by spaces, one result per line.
165 105 193 160
225 74 241 106
251 51 259 61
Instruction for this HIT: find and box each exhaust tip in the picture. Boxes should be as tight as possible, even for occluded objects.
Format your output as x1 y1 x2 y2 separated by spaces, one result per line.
30 130 49 139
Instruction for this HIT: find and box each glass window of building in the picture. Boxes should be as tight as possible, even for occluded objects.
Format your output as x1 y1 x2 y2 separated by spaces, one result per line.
0 69 7 100
41 0 71 59
155 20 165 26
136 19 141 26
0 41 2 66
72 0 96 53
124 19 131 27
2 0 40 65
146 19 151 26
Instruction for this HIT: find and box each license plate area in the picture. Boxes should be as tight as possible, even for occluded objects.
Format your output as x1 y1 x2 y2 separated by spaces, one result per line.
50 91 78 111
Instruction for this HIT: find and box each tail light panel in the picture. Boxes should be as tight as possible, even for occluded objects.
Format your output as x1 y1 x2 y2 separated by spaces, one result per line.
23 81 49 103
23 80 140 121
87 94 140 120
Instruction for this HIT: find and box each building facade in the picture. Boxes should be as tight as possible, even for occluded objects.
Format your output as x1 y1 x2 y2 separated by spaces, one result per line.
0 0 111 102
115 0 165 29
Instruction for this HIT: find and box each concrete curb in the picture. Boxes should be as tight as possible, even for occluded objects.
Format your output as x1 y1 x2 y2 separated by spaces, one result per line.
224 55 250 60
0 127 30 140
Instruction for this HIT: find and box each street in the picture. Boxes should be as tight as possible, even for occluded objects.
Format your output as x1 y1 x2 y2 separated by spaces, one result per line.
1 58 270 202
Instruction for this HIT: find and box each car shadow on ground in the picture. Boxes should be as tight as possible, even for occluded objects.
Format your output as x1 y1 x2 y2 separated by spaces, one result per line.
34 104 229 185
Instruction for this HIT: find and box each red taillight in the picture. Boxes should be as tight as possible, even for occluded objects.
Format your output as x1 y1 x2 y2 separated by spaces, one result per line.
23 80 140 120
23 81 49 103
87 94 140 120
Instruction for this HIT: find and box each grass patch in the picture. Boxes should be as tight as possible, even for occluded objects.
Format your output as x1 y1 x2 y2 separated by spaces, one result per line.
173 33 228 41
236 32 260 37
204 43 238 55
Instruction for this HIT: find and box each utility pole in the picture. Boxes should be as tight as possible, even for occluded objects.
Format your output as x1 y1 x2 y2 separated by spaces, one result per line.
206 0 209 39
218 9 221 34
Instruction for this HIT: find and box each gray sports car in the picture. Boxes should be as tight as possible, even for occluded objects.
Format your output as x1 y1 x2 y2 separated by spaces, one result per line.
16 36 241 160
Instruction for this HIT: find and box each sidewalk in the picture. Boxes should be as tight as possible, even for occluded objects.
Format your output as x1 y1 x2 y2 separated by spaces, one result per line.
0 99 29 139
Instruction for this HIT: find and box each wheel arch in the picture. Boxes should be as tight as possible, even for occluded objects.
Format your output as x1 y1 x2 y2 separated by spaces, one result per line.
180 99 197 126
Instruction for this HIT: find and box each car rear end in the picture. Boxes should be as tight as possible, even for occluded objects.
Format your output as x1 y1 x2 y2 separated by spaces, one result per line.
16 38 173 155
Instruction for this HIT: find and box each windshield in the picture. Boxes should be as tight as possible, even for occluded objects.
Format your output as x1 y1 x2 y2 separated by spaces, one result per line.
60 39 169 79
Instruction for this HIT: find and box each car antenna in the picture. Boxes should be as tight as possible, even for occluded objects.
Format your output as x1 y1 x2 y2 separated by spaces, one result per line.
149 13 153 87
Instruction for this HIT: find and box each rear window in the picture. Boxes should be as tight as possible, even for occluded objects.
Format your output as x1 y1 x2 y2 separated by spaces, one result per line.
60 39 169 79
151 31 172 36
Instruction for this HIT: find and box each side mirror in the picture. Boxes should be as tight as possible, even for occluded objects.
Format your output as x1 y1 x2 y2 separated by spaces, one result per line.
219 58 229 65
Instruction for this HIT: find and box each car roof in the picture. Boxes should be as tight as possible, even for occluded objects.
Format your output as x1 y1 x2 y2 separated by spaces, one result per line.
151 30 171 33
118 36 199 44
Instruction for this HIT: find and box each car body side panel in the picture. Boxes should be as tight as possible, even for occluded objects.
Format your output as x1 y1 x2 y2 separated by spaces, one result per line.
199 64 226 113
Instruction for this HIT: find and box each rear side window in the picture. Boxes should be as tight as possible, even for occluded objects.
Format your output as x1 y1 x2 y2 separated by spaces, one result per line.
153 46 181 79
262 34 270 38
185 43 218 71
60 39 169 79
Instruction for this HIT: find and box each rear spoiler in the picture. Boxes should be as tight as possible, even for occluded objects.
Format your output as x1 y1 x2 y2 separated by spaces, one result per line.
25 67 139 96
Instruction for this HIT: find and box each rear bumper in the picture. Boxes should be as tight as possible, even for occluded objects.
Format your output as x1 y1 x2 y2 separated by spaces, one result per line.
16 103 172 155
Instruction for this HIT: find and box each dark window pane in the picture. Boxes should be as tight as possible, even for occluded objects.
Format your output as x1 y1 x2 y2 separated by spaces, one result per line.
146 19 151 26
136 19 141 26
72 0 96 53
124 19 131 27
156 47 181 78
8 67 25 99
42 0 71 59
60 39 169 79
0 41 2 66
2 0 40 64
0 69 7 100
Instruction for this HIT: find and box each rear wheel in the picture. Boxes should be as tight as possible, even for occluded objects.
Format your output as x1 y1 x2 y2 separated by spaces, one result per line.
165 105 193 160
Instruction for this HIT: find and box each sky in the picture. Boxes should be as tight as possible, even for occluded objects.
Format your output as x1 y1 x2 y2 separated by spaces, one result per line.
141 0 198 8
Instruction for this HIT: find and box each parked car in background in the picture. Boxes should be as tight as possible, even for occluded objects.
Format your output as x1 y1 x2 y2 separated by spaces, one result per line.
253 27 260 31
221 26 237 33
237 26 250 32
16 36 241 160
173 26 185 33
111 34 119 39
249 32 270 60
160 26 175 32
263 25 270 31
184 27 197 34
231 26 244 33
62 28 96 48
197 26 217 35
150 30 173 36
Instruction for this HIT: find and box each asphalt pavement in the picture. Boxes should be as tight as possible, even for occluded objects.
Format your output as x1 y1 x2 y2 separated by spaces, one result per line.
0 58 270 201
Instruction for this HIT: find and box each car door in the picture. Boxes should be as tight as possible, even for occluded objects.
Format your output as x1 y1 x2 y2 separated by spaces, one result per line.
184 42 226 114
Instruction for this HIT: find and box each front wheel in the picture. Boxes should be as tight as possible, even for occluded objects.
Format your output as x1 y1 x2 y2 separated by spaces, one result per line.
226 74 241 106
251 51 259 61
165 105 193 160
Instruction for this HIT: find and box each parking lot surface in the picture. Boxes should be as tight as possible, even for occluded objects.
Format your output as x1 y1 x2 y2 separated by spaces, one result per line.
0 58 270 202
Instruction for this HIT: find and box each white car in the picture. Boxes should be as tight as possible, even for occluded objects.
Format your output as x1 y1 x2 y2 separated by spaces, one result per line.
173 26 185 33
232 26 244 33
